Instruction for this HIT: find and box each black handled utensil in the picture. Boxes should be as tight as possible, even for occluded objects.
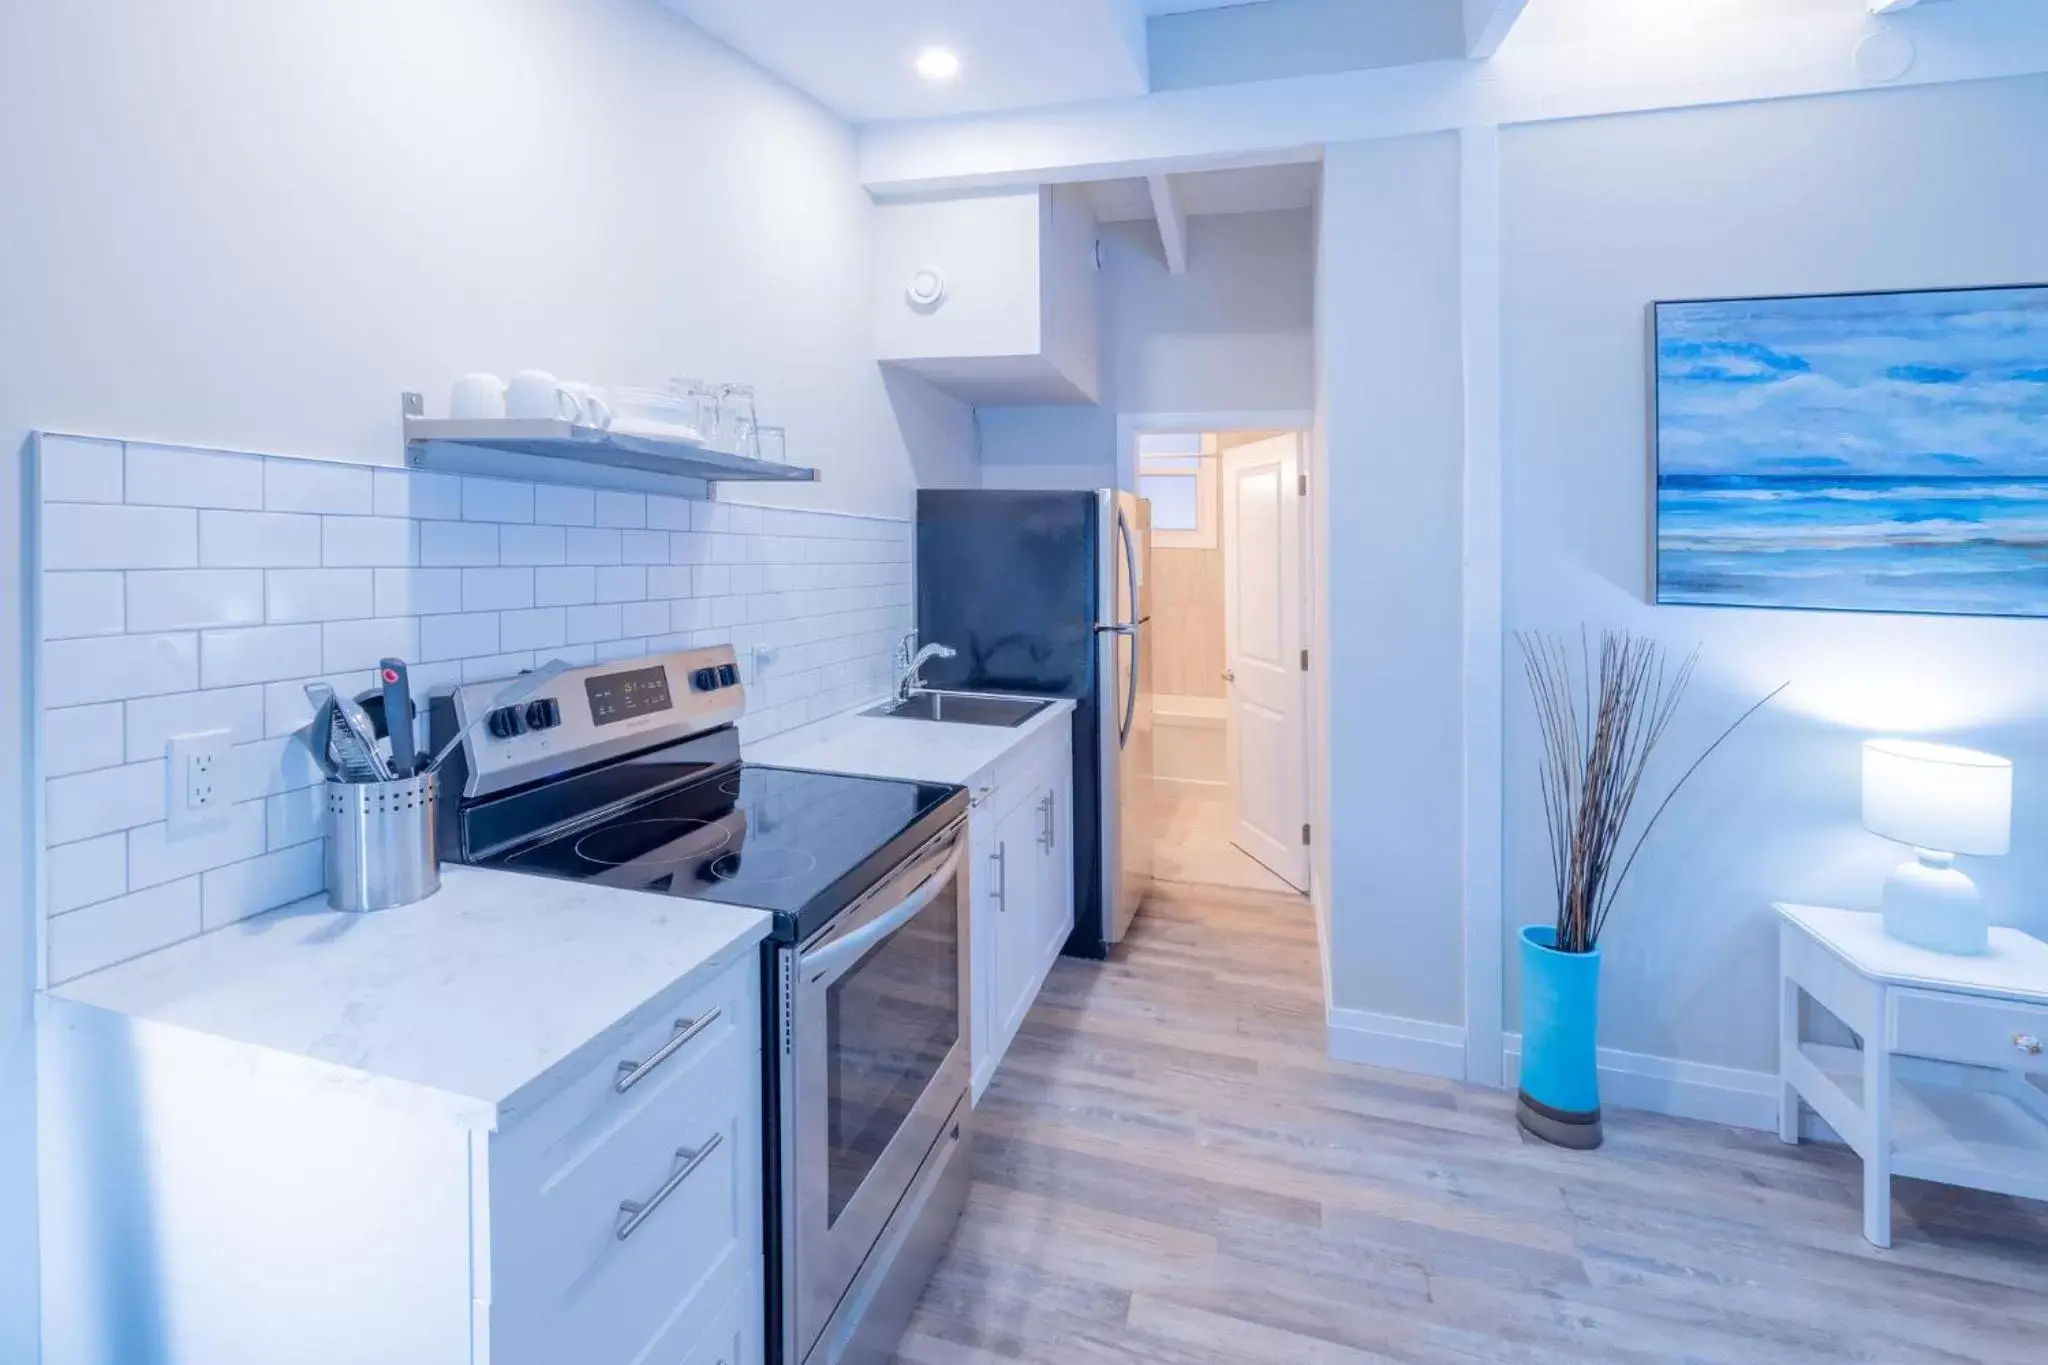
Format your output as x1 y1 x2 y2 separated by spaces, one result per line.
379 658 417 775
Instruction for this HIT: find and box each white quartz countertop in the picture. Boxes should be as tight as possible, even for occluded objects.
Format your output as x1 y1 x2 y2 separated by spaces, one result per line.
748 693 1075 786
51 864 771 1127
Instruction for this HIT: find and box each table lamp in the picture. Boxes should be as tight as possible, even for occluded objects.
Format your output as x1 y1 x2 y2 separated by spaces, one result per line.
1861 738 2011 955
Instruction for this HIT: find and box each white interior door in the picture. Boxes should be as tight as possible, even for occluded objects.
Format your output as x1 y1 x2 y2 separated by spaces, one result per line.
1222 434 1309 890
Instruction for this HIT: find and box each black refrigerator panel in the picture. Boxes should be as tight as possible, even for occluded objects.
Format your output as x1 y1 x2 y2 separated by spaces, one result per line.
914 490 1110 959
915 490 1099 696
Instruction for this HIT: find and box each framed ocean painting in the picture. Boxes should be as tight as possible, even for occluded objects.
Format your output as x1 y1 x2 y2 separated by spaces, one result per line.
1653 283 2048 617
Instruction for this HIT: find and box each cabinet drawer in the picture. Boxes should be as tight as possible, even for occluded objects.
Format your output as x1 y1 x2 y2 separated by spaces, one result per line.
674 1273 763 1365
1892 989 2048 1074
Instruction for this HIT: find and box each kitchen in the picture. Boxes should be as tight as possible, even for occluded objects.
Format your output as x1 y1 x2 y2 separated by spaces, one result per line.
13 3 2048 1365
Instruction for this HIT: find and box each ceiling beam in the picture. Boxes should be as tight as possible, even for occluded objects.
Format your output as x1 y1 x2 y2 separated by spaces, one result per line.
1147 173 1189 274
1462 0 1531 59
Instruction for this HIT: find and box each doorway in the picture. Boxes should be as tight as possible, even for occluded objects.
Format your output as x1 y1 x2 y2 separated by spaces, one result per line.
1129 422 1313 899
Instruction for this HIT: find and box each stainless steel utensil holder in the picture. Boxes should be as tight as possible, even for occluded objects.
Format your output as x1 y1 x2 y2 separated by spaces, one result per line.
326 771 440 913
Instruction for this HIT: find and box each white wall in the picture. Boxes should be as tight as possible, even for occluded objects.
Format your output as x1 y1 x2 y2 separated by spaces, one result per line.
1499 74 2048 1076
979 207 1317 490
1317 137 1469 1033
0 1 974 1351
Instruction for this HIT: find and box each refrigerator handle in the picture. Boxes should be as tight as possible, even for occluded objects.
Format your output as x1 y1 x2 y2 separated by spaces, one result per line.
1115 508 1140 749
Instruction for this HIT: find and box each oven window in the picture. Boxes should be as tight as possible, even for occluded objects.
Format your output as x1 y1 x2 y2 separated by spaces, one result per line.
825 876 960 1226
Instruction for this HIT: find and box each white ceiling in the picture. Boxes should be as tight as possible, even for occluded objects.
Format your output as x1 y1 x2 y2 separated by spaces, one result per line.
1086 162 1320 223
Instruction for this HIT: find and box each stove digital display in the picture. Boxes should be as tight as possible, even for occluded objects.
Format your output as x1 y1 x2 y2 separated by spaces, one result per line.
583 665 674 727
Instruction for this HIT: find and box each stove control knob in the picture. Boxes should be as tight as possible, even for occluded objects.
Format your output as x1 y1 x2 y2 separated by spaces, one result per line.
691 667 719 692
485 705 527 740
524 698 561 731
717 663 739 687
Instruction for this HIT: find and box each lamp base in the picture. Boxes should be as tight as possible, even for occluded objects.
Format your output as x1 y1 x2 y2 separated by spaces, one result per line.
1881 850 1989 956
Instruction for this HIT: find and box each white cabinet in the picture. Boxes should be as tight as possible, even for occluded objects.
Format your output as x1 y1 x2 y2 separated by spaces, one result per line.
40 949 766 1365
874 185 1100 405
968 716 1075 1101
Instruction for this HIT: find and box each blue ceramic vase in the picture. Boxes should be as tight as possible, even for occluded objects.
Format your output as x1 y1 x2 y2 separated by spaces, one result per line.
1517 925 1603 1149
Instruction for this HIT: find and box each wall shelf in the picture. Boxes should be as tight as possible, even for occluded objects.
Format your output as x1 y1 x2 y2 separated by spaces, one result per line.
400 394 817 498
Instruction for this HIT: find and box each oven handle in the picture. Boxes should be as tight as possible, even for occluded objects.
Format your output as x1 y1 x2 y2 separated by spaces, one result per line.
803 841 965 987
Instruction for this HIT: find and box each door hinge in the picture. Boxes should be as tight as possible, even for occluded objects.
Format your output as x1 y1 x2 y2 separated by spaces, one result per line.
1297 473 1308 496
1300 648 1309 671
1302 823 1312 846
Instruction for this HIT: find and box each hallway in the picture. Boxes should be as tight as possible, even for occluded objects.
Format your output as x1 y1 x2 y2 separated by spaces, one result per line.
892 881 2048 1364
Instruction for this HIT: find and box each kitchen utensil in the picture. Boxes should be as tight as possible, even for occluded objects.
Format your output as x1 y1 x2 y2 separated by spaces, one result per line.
506 370 579 422
326 770 440 913
380 658 417 775
302 683 354 780
426 659 573 774
336 693 397 781
561 382 612 431
449 372 508 420
325 709 383 784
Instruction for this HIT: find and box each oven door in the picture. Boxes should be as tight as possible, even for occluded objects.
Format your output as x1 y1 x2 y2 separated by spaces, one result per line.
786 819 970 1363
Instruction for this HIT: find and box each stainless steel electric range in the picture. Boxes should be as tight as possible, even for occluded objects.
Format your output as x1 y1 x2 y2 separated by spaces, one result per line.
428 645 973 1365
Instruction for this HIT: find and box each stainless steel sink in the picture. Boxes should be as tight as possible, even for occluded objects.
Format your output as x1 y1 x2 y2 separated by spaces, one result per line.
864 691 1051 727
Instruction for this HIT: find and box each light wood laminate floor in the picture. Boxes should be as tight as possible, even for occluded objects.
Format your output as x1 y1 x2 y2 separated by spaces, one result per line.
894 881 2048 1364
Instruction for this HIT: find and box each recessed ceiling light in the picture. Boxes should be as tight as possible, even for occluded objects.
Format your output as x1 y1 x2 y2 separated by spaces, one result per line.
914 46 961 82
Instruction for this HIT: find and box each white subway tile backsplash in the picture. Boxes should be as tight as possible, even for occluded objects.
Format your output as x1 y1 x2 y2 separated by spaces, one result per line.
48 879 203 984
45 504 199 570
44 704 126 777
595 566 646 603
322 617 420 673
202 624 323 687
462 478 533 524
202 843 323 931
47 759 166 844
420 612 499 662
36 441 911 986
43 572 125 639
128 801 267 892
125 444 265 510
500 607 567 652
266 568 375 623
127 569 266 631
201 509 322 568
322 516 416 567
462 567 533 612
46 633 199 706
48 833 127 915
375 566 463 617
565 527 623 565
39 435 124 503
534 485 596 526
265 457 374 514
420 520 499 567
594 491 646 528
373 468 463 521
127 686 267 761
500 524 567 566
535 566 597 607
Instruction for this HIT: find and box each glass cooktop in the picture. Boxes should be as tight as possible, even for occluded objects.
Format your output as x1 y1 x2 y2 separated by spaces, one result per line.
480 764 963 941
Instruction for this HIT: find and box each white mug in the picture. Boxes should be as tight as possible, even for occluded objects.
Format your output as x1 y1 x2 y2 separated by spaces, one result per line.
506 370 579 422
449 372 507 421
561 382 612 431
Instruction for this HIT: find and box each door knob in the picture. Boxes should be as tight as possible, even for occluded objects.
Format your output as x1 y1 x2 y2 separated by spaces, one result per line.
1222 670 1235 683
2017 1033 2043 1056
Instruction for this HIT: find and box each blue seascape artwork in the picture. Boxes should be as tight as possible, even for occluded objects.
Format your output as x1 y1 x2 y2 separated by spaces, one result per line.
1654 285 2048 617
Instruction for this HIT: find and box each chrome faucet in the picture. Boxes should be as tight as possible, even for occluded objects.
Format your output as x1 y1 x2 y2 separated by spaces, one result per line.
894 632 956 701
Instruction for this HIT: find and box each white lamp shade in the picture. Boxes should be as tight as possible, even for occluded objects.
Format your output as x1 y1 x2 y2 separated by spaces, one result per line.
1862 738 2012 857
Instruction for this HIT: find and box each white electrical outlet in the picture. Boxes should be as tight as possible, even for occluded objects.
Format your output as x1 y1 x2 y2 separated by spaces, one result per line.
166 729 233 834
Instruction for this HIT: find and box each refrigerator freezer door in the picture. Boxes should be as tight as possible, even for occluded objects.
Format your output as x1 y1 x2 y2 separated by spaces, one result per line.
1096 491 1155 945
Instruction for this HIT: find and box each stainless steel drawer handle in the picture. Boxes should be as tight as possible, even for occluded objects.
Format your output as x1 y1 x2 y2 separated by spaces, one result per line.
615 1009 722 1094
970 784 994 809
615 1132 723 1241
2017 1033 2044 1056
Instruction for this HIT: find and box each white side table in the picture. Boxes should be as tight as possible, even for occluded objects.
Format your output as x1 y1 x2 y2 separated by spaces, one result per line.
1775 903 2048 1247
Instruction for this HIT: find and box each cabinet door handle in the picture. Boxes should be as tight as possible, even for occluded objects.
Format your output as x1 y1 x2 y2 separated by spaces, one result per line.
616 1132 723 1240
991 843 1006 911
1038 792 1055 852
970 784 994 809
2017 1033 2044 1057
615 1009 721 1093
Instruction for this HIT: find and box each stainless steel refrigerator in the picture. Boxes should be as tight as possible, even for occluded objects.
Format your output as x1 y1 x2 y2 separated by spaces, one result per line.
913 489 1154 955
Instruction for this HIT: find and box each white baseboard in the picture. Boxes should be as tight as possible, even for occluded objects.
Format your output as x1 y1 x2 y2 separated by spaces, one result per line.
1326 1008 1467 1081
1502 1032 1781 1132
